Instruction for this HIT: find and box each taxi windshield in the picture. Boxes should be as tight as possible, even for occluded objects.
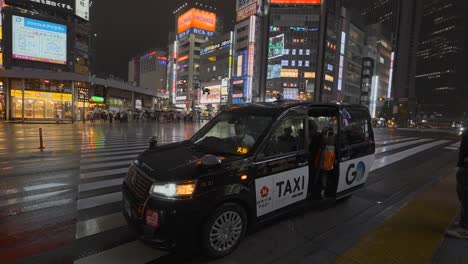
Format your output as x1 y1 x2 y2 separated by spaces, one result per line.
191 112 274 155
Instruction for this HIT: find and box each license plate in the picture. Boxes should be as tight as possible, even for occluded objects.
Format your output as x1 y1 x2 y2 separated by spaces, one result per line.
124 198 132 218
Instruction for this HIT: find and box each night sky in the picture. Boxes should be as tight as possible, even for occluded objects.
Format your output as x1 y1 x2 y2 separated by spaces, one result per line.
91 0 235 81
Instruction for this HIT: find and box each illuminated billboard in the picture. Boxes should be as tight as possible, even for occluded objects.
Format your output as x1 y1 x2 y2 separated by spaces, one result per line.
177 8 216 37
199 85 221 104
236 0 258 22
267 64 282 79
268 34 284 59
270 0 320 4
12 16 67 65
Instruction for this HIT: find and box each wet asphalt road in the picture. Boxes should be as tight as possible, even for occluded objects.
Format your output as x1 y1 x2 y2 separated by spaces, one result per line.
0 122 464 264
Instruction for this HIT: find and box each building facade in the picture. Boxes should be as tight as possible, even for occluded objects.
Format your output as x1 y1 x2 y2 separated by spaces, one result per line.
364 24 393 118
0 0 93 121
198 33 233 111
233 0 265 104
415 0 466 121
266 5 321 102
348 0 423 117
128 49 168 93
170 1 217 110
341 14 366 104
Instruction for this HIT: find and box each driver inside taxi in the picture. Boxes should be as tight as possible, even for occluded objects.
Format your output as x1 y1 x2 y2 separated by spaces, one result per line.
234 121 255 148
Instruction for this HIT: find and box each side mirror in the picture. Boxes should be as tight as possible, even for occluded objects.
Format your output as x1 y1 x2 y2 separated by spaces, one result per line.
200 154 222 168
149 136 158 149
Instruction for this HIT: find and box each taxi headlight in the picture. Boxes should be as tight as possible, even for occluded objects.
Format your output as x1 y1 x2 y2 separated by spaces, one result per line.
150 182 197 198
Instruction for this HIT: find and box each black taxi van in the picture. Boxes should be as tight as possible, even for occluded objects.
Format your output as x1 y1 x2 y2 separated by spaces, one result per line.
122 102 375 257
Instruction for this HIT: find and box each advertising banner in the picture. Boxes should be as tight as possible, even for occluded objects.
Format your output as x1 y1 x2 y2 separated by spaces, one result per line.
236 1 257 22
267 64 282 79
177 8 216 35
12 16 67 65
268 34 284 59
199 85 221 104
5 0 74 13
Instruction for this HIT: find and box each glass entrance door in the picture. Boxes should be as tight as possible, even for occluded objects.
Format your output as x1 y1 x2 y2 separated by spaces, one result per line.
34 100 45 119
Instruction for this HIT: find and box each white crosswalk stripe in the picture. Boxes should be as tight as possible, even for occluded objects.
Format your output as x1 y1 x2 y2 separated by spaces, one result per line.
73 135 458 263
75 135 169 263
444 141 460 151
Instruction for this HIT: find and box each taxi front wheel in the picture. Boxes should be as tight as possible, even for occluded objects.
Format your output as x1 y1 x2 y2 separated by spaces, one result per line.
201 203 247 258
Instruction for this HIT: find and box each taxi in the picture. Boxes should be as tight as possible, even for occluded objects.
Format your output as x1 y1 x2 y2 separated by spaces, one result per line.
122 102 375 257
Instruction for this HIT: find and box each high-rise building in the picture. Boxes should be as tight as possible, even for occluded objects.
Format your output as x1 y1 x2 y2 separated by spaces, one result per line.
128 49 168 95
347 0 423 115
170 0 217 110
364 24 393 118
359 0 399 40
232 0 266 104
198 32 233 111
236 0 345 104
415 0 466 121
265 5 322 102
340 8 366 104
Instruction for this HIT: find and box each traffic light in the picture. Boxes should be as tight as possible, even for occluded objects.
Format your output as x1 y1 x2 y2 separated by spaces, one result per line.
378 97 385 101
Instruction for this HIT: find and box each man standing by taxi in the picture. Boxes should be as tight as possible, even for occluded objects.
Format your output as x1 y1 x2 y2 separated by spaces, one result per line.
447 128 468 238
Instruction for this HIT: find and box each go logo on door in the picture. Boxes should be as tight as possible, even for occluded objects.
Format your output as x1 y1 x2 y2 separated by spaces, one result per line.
346 161 366 185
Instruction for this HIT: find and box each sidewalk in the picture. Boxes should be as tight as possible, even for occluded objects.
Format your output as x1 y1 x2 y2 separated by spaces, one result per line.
335 170 466 264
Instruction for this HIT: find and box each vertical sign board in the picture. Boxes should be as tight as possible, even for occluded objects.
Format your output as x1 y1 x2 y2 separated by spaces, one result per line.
75 0 89 21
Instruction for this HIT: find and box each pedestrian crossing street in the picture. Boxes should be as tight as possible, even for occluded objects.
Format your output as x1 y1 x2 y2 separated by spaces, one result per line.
71 134 459 263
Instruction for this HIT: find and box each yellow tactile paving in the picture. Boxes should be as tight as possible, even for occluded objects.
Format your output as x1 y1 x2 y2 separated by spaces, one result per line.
336 174 459 264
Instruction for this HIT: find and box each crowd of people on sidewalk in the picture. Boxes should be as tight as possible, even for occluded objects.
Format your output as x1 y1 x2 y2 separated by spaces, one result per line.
87 109 211 123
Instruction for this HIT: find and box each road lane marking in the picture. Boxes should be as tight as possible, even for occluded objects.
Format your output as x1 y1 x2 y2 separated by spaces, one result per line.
74 240 167 264
444 147 459 151
76 212 127 239
375 138 433 154
80 143 148 152
0 183 69 197
80 161 133 170
80 154 138 164
0 189 72 208
77 192 122 211
80 149 145 159
79 178 123 193
376 137 418 146
80 168 128 180
371 140 450 172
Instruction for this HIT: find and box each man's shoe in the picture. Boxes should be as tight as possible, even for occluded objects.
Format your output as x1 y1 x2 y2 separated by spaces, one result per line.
446 226 468 239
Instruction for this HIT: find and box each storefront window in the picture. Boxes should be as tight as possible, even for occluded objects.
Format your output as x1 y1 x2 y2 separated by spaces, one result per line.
10 90 72 119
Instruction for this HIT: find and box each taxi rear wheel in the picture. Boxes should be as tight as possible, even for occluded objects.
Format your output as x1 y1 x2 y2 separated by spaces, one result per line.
202 203 247 258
